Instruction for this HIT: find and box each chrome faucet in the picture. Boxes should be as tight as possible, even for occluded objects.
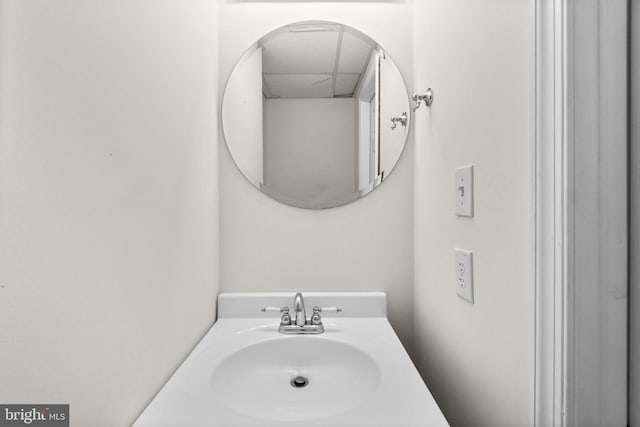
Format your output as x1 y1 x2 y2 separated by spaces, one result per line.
293 292 306 326
260 292 342 335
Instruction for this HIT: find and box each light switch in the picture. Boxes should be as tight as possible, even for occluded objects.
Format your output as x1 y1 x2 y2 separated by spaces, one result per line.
455 165 474 217
455 249 474 303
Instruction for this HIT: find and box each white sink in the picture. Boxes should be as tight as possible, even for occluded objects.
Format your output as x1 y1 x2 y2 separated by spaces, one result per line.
133 292 449 427
212 337 380 421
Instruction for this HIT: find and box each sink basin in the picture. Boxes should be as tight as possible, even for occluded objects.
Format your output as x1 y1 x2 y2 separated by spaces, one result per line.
133 292 449 427
211 337 380 421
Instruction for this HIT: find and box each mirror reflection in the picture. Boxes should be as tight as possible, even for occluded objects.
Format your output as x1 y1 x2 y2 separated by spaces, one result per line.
222 21 410 209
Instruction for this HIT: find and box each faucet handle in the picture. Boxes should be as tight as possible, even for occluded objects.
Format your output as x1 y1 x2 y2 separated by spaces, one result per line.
261 306 287 313
261 306 291 326
317 306 342 313
310 306 342 326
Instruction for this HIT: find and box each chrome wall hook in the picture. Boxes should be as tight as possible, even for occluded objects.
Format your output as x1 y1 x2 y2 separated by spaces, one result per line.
412 89 434 111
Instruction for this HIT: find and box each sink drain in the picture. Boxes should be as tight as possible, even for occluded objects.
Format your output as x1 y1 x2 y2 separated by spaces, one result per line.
290 376 309 388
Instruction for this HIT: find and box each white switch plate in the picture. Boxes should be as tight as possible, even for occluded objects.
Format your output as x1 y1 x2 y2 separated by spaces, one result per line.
455 249 474 303
455 165 474 217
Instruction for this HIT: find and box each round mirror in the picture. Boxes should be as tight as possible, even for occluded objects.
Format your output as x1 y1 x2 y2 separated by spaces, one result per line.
222 21 411 209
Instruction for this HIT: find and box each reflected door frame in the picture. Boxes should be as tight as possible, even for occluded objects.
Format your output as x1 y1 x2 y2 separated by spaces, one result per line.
356 53 380 193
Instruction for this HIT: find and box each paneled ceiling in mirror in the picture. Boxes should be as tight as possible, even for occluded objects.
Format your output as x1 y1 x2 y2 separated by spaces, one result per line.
261 23 375 99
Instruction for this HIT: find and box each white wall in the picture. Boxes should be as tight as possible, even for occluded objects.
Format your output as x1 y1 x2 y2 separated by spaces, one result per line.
218 1 415 348
413 1 532 426
265 98 355 208
0 1 219 426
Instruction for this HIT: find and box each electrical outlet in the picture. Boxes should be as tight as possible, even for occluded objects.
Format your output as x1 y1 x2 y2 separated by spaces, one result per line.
455 165 474 217
455 249 474 303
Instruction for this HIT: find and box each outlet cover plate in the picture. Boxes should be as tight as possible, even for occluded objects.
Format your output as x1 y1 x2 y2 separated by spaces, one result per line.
455 165 474 217
455 249 474 303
